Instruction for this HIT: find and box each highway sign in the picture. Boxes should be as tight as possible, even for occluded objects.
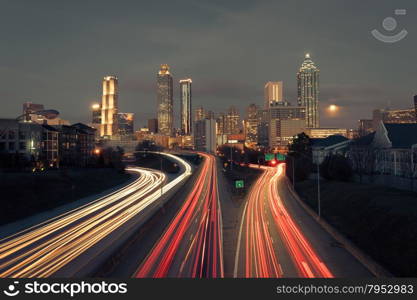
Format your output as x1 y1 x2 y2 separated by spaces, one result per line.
277 153 286 161
235 180 244 189
265 153 274 161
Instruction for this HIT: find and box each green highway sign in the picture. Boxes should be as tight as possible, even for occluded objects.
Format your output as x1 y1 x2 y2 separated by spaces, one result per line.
265 153 274 161
277 153 286 161
235 180 244 189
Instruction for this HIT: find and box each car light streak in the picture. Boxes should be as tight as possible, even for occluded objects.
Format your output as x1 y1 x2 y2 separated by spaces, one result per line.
135 153 223 278
0 153 191 278
242 163 333 278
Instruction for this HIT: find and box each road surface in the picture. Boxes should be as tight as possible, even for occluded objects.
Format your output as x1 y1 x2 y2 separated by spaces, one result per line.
234 163 372 278
135 153 223 278
0 153 192 278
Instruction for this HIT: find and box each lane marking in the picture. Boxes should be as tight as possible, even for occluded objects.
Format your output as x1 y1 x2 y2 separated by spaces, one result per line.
233 200 248 278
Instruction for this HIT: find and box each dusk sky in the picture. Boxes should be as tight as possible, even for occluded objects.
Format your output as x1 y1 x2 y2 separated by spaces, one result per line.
1 0 416 129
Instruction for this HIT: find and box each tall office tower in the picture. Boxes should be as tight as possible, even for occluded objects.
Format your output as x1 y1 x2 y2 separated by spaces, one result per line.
264 81 283 109
180 78 192 135
195 106 205 122
157 64 174 136
117 113 134 136
216 113 226 135
101 76 118 137
297 53 320 128
269 105 306 148
414 95 417 122
194 117 216 153
246 104 259 145
91 103 101 124
91 103 101 133
225 106 241 134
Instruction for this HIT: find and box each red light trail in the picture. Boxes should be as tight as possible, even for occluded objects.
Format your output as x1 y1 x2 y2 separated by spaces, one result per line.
239 163 333 278
135 153 223 278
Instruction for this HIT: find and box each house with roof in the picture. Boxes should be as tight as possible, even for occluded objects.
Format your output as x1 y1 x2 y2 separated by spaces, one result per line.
372 122 417 176
310 135 351 164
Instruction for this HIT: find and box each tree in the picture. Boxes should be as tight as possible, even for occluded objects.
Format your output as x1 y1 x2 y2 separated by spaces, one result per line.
286 133 313 182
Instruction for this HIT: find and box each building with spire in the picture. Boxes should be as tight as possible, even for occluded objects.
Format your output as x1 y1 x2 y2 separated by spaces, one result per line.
157 64 173 136
297 53 320 128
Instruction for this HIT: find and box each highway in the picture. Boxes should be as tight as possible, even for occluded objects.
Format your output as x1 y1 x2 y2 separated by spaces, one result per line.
0 153 191 278
234 163 371 278
135 153 224 278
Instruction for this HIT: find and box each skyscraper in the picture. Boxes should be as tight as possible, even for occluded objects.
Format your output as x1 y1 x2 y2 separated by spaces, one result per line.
91 103 101 134
180 78 192 135
117 113 134 136
245 104 259 145
269 105 306 147
91 103 101 125
264 81 283 108
225 106 241 134
297 53 320 128
101 76 118 137
157 64 173 136
195 106 205 122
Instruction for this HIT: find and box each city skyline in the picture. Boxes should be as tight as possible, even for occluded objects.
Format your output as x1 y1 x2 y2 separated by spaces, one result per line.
1 1 417 129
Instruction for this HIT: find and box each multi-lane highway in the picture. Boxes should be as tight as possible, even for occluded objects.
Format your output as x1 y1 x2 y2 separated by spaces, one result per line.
0 153 192 278
234 163 371 278
135 153 224 278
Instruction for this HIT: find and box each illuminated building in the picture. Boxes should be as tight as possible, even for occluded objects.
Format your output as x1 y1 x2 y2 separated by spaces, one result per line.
224 106 240 135
195 106 205 122
23 102 44 121
194 118 216 153
297 53 320 128
157 64 173 136
0 119 58 167
269 105 306 147
264 81 283 108
245 104 259 146
257 109 270 148
101 76 118 137
358 119 374 137
372 108 416 129
92 103 101 124
117 113 134 136
180 78 192 135
91 103 101 133
306 127 348 139
148 118 158 133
